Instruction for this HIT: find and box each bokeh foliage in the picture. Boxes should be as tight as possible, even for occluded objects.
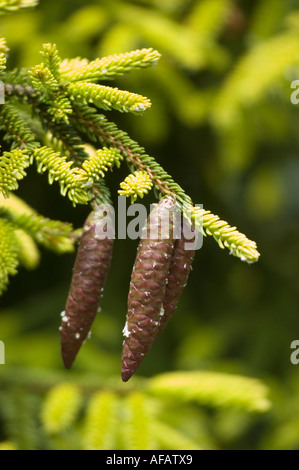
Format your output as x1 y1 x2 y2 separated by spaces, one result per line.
0 0 299 450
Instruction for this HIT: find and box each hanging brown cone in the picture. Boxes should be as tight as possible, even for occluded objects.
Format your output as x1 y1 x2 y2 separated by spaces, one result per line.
60 205 114 369
121 196 175 382
158 216 197 335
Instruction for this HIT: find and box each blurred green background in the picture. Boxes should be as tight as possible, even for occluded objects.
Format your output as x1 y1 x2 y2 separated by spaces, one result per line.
1 0 299 450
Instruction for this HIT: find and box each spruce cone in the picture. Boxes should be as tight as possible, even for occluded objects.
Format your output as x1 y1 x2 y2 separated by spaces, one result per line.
158 217 197 334
60 206 113 369
121 197 175 382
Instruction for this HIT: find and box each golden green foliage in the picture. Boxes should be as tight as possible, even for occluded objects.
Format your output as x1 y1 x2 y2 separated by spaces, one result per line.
82 147 123 180
148 371 271 413
60 48 161 82
68 82 151 115
0 193 75 292
120 392 156 450
30 369 271 450
83 390 119 450
0 149 31 198
40 383 82 434
14 229 40 270
0 218 18 295
118 170 153 202
0 33 260 276
212 32 299 129
1 0 294 451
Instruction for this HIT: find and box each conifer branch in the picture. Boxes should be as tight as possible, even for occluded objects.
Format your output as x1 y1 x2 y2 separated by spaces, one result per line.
191 206 259 263
0 52 6 74
119 170 153 203
71 144 114 206
5 83 38 99
32 146 90 205
89 179 113 207
0 102 40 150
29 65 73 123
0 195 41 272
70 105 183 201
0 37 8 76
0 149 31 197
28 64 60 104
4 67 36 96
0 36 260 305
33 103 89 165
29 47 73 123
40 43 62 83
31 145 118 206
0 206 75 253
71 105 260 263
67 82 151 114
14 228 40 270
0 192 76 255
0 218 19 295
82 147 123 179
60 48 161 82
0 38 7 74
0 103 40 197
32 104 114 206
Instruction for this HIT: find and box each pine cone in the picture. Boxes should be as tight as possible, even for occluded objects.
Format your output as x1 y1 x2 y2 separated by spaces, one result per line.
121 196 175 382
60 206 113 369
